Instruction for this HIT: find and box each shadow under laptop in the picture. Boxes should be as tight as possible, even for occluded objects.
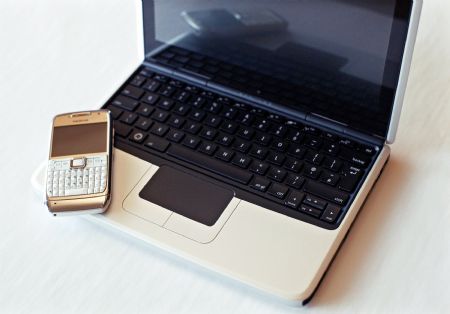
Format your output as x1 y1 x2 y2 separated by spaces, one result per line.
309 155 411 307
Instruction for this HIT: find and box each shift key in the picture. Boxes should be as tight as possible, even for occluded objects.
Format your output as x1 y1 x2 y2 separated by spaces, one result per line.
304 181 349 206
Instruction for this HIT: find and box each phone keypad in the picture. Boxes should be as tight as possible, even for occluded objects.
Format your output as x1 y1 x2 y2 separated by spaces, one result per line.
47 156 108 197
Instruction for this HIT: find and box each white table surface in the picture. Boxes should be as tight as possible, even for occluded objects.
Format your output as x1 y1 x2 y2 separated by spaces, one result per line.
1 0 450 313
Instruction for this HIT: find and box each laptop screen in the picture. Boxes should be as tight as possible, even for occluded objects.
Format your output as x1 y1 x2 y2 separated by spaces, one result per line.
142 0 412 139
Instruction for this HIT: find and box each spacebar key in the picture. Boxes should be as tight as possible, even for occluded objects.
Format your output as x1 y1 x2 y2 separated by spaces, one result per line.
167 145 253 185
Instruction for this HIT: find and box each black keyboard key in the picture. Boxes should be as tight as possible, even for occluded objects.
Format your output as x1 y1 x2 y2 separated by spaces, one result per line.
136 104 154 117
142 92 159 105
112 96 139 111
221 121 239 134
183 136 201 149
267 152 285 166
167 130 185 143
120 112 138 125
232 154 252 169
286 174 305 189
322 140 339 155
107 106 122 119
139 67 154 77
338 165 362 192
154 74 169 82
288 145 307 159
130 75 146 87
268 183 289 199
237 127 254 140
121 85 144 100
143 79 160 92
157 98 174 110
136 118 153 131
150 123 169 137
359 144 376 156
250 177 271 192
232 140 251 153
184 121 202 134
338 138 355 148
303 195 327 210
254 119 271 132
284 158 303 173
339 147 370 168
320 171 340 186
254 133 272 146
159 84 176 97
287 129 303 143
113 121 132 138
304 181 349 206
200 90 215 99
236 112 255 126
204 101 222 114
185 85 199 94
174 90 191 103
199 142 217 155
204 115 222 128
130 131 147 143
321 204 342 223
303 125 321 136
305 151 324 165
144 136 170 152
190 109 206 122
221 107 238 119
167 145 253 184
167 116 185 129
323 157 343 172
215 148 234 162
216 133 233 146
303 164 321 179
299 204 322 218
190 96 206 107
323 132 339 142
249 146 268 160
272 140 289 152
267 113 284 123
304 136 322 149
152 110 170 122
270 125 288 137
174 103 191 116
249 162 270 175
285 191 305 209
267 168 287 182
199 127 217 140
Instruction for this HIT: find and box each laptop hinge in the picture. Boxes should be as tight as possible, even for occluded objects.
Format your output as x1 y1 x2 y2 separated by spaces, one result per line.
144 59 209 87
142 60 384 147
307 113 383 146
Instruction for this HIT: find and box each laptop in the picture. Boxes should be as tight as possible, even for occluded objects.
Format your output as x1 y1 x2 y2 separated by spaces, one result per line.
33 0 422 304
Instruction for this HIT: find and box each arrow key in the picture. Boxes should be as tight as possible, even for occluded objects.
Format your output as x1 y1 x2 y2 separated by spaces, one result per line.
321 204 342 223
285 191 305 209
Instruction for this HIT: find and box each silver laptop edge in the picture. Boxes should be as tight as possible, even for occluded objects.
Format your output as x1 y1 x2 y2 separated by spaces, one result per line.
387 0 423 144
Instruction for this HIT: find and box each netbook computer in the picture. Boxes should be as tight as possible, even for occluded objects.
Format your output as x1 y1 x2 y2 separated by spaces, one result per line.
33 0 422 304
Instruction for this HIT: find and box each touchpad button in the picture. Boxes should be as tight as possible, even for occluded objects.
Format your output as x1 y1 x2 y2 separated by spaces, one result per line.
139 166 234 226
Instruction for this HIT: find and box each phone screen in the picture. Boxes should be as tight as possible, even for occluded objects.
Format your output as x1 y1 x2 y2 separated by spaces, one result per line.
51 122 107 157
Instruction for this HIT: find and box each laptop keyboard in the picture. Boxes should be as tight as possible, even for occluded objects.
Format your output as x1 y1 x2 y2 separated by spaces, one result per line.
105 66 379 228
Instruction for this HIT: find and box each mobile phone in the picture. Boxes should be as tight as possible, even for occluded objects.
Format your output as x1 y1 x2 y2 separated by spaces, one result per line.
181 8 288 38
45 110 112 216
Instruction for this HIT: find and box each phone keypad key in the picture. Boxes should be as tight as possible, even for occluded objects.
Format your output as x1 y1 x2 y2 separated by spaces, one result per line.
47 156 108 197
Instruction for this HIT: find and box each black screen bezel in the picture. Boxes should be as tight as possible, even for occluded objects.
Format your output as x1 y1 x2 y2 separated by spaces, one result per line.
141 0 414 139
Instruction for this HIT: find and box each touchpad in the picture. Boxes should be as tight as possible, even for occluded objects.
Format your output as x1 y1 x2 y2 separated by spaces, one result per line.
139 166 234 226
